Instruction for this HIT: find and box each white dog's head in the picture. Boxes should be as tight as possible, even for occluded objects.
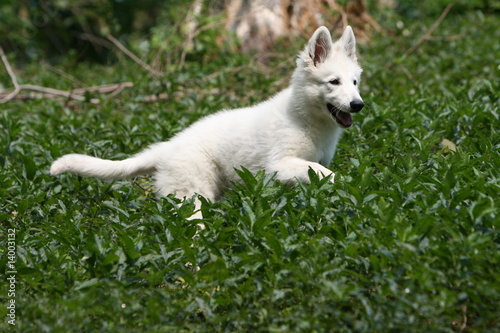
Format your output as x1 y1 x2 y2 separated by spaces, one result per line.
294 26 364 128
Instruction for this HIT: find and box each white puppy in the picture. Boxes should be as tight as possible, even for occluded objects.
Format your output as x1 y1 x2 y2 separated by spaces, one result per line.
51 26 364 216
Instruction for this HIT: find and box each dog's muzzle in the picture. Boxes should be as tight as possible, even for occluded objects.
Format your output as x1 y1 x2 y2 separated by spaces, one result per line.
327 100 364 128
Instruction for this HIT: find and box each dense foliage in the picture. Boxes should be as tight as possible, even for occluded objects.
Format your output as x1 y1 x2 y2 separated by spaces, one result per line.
1 0 498 61
1 4 499 333
0 0 197 61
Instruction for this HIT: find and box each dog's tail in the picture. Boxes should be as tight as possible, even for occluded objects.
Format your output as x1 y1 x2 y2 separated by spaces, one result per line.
50 147 158 180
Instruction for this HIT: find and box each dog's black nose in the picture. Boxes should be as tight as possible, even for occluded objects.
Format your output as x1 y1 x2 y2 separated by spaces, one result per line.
350 100 364 113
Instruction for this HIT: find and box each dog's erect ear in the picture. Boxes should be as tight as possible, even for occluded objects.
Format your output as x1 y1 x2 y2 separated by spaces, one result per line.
308 26 333 67
339 26 357 61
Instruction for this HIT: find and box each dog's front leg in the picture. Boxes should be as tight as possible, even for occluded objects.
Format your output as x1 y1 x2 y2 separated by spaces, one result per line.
271 157 335 185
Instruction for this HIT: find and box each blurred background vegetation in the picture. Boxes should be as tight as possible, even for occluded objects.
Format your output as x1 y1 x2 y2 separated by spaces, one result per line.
0 0 498 65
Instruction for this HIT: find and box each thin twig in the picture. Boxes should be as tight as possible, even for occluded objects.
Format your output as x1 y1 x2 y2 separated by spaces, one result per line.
43 64 85 86
71 82 134 95
76 32 114 49
0 82 134 104
0 52 132 104
403 2 456 58
21 84 86 101
0 47 21 103
425 33 465 41
0 48 19 88
460 305 468 331
132 177 158 200
107 34 164 77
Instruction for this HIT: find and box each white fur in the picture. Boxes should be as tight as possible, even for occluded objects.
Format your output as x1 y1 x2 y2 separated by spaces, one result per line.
50 26 364 217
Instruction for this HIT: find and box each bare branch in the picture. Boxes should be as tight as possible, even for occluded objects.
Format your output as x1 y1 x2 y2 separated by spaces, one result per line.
0 82 134 104
43 64 85 86
107 35 164 77
0 47 133 104
403 2 456 58
70 82 134 95
0 47 21 103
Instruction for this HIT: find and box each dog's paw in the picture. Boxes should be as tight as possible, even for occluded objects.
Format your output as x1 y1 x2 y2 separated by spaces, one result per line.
328 172 336 183
315 167 335 183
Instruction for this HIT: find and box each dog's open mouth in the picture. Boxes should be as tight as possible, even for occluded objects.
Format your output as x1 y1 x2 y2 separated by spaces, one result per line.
327 103 352 128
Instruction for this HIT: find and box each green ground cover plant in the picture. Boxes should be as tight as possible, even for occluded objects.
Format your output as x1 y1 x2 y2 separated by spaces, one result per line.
1 7 499 333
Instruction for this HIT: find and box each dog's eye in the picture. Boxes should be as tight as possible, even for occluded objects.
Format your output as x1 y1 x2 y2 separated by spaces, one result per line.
329 79 340 85
353 80 357 86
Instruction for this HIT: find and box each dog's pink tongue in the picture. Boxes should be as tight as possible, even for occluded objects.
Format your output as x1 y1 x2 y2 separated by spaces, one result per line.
337 111 353 127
